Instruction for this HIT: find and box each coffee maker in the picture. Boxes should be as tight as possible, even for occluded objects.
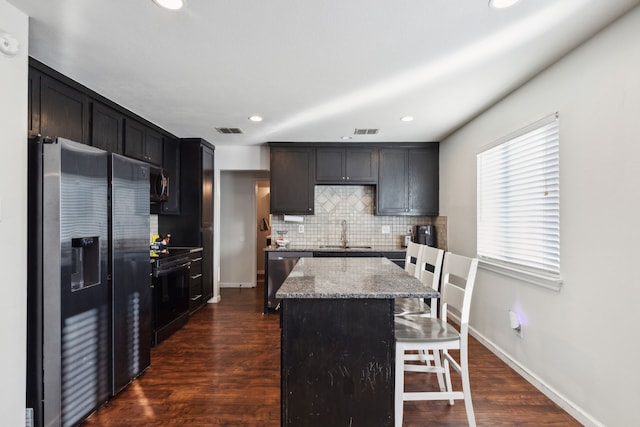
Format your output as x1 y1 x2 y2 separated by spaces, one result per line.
413 225 437 247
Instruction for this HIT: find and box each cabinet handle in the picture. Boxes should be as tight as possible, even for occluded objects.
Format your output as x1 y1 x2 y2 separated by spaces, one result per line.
192 257 203 262
191 274 203 279
191 294 202 301
346 176 350 180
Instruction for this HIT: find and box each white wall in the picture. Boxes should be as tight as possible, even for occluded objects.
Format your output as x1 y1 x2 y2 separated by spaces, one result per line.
439 6 640 427
214 146 269 296
0 1 28 424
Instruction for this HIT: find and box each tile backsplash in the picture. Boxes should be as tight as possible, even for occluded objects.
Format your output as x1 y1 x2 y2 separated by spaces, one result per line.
271 185 447 249
150 214 158 240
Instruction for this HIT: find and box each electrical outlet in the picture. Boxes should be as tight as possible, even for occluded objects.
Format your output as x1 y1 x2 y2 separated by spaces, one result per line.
298 225 305 233
509 310 523 338
381 225 391 234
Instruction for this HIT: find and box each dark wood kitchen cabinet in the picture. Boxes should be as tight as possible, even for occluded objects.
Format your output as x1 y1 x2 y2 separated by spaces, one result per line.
377 144 439 216
28 69 41 137
316 147 378 184
159 136 180 215
124 119 163 166
39 74 90 144
90 101 124 154
159 138 215 302
188 251 204 313
270 146 316 214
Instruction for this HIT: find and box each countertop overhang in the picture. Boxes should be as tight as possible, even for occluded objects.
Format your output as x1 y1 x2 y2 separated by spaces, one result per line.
276 257 438 299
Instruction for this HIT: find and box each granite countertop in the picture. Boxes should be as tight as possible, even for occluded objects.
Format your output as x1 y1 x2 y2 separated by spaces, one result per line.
276 257 438 299
264 244 407 252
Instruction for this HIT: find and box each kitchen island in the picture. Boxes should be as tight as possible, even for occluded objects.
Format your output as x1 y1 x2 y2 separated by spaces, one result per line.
264 244 407 312
276 257 438 427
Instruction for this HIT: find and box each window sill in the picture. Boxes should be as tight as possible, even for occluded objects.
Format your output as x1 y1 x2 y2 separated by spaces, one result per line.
478 259 563 292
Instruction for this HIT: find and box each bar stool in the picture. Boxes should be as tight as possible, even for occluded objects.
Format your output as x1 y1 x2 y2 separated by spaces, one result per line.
395 245 444 318
394 252 479 427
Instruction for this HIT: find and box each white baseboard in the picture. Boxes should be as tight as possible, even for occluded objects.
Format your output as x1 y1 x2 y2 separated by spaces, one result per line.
219 282 256 288
207 295 221 304
467 323 603 427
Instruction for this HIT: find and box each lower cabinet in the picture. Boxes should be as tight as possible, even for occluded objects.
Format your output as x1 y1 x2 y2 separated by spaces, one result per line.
189 252 204 314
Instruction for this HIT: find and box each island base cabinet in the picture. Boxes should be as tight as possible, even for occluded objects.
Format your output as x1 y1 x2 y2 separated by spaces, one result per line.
281 298 394 427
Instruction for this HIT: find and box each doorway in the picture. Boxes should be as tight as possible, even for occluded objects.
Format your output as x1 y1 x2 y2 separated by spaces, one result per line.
219 171 268 288
256 180 271 287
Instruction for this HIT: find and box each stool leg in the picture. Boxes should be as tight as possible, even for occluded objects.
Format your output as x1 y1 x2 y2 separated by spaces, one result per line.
395 343 405 427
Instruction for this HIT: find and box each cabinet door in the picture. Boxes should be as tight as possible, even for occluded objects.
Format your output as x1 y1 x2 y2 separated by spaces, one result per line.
201 145 215 300
28 69 41 137
91 102 123 154
145 129 163 166
124 119 146 161
345 148 377 183
408 147 439 215
376 149 408 215
316 148 345 183
270 148 315 214
161 137 180 214
40 75 89 143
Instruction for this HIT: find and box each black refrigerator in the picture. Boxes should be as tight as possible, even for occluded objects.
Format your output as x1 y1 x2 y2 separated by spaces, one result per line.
27 138 151 427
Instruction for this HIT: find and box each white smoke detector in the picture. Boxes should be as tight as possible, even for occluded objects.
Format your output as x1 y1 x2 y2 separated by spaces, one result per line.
0 31 20 57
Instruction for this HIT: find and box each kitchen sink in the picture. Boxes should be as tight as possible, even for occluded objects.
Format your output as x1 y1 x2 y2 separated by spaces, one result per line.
318 245 373 249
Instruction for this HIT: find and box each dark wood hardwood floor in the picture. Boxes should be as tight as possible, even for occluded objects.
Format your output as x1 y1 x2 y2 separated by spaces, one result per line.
83 285 581 426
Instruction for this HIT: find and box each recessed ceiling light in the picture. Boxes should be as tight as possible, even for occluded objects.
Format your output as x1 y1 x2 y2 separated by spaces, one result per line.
400 116 414 122
248 115 263 122
153 0 185 11
341 136 352 140
489 0 520 9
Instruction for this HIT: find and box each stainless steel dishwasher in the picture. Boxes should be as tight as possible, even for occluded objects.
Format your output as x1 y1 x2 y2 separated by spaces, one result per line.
265 251 312 313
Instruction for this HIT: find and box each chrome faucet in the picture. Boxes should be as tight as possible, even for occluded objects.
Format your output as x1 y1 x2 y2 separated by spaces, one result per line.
340 220 348 248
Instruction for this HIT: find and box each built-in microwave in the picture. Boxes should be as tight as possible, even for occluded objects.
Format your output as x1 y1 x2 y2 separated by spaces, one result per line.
150 167 169 202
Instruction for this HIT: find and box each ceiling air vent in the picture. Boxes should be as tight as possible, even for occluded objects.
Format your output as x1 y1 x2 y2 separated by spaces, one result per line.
354 128 379 135
215 127 243 134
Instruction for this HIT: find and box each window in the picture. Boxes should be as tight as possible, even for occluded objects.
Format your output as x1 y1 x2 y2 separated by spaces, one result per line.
477 113 562 290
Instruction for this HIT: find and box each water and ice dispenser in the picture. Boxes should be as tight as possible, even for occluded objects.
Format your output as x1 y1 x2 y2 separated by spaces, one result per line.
71 236 101 291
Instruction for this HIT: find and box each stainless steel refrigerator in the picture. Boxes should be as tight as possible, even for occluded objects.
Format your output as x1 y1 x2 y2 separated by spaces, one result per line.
110 153 152 395
27 138 151 427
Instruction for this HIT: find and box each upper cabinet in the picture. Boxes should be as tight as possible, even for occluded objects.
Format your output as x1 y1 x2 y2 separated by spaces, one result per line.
124 119 163 166
39 74 89 144
377 145 439 216
316 148 378 184
28 69 41 137
29 60 179 171
91 102 124 154
159 136 180 215
269 142 438 216
270 146 315 215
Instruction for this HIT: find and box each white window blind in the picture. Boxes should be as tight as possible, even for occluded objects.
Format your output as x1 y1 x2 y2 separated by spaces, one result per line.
477 113 561 287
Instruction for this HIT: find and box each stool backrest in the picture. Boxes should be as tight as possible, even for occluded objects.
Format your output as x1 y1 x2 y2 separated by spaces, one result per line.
418 246 445 291
440 252 479 326
404 242 424 278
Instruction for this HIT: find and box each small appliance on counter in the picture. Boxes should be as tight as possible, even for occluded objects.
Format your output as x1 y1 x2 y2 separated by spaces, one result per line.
413 225 437 247
275 230 290 247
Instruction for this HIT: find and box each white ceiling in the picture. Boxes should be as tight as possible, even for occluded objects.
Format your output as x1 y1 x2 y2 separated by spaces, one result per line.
7 0 640 146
